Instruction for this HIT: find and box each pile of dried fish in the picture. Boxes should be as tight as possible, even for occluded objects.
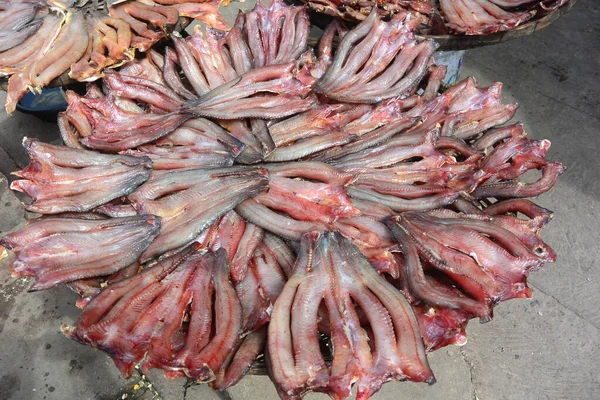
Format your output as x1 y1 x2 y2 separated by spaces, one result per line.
1 1 564 399
304 0 571 35
0 0 226 113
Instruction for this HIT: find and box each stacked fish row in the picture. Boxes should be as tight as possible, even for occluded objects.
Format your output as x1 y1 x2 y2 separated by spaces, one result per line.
0 2 564 399
0 0 226 113
304 0 571 35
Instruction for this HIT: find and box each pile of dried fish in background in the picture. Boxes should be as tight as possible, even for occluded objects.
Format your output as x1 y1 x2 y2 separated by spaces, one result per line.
303 0 571 35
0 0 226 113
0 1 565 399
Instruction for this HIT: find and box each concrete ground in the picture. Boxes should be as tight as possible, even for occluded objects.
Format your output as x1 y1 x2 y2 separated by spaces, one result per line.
1 1 599 399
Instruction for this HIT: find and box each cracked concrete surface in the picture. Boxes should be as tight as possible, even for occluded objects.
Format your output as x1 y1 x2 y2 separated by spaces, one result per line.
1 0 599 399
459 348 477 400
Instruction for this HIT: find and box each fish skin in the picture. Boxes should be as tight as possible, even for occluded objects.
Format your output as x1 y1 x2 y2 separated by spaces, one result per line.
268 232 434 399
132 169 269 262
1 214 161 291
0 18 42 52
181 62 316 120
62 244 209 378
11 138 152 214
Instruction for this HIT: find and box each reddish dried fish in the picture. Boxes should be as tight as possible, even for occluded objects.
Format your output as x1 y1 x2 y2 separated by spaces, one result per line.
404 77 518 142
121 2 179 31
312 116 419 162
0 17 42 52
488 0 541 6
327 130 483 213
104 71 184 112
182 62 317 120
413 303 471 352
128 168 269 261
0 10 61 77
8 10 88 112
444 198 556 262
334 213 400 278
0 1 40 31
96 202 138 218
387 210 549 313
474 161 565 199
262 232 295 278
126 118 244 169
268 232 434 399
162 46 197 100
316 11 436 103
70 13 134 82
109 2 166 52
172 32 214 96
387 217 493 321
268 104 345 148
312 19 348 78
63 245 242 381
474 133 566 199
301 0 548 36
68 262 141 309
211 326 268 390
11 138 152 214
172 27 281 160
1 214 160 291
237 162 357 238
211 238 288 389
235 257 270 332
147 0 229 30
265 104 387 161
61 88 94 138
242 0 310 68
74 89 191 151
440 0 535 35
230 223 264 285
254 162 358 225
174 1 229 30
236 198 327 241
200 209 265 285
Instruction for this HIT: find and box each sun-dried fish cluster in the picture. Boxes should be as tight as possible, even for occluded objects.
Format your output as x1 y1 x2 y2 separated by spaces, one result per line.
1 1 564 399
303 0 571 35
4 213 161 291
0 0 227 113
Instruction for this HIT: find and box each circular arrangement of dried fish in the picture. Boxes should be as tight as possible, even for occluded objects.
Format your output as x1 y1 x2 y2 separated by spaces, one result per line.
0 1 564 399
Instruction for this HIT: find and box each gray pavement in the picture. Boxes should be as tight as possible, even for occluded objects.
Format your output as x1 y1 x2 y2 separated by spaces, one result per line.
1 1 599 399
